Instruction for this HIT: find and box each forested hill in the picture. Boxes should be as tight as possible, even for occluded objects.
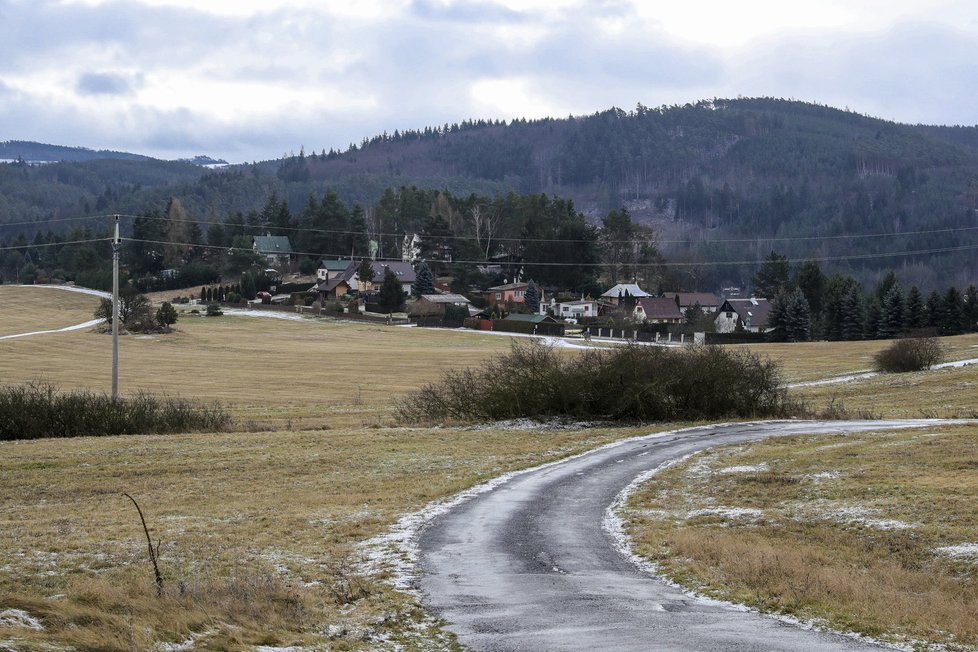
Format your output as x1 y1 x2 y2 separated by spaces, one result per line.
2 98 978 289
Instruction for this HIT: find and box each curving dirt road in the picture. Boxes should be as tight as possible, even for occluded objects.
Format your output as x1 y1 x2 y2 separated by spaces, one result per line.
418 419 950 651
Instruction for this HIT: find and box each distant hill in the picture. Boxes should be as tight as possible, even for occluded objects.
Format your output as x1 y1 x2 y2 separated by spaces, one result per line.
2 98 978 289
0 140 153 164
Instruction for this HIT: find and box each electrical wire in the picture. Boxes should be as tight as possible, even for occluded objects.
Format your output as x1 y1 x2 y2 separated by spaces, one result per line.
120 237 978 268
107 212 978 246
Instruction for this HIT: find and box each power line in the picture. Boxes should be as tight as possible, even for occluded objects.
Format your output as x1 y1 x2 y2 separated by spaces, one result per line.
112 211 978 246
0 237 110 252
121 237 978 268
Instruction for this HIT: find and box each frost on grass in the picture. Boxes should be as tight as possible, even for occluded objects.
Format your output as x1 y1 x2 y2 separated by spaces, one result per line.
686 507 766 521
717 463 769 475
804 503 916 531
0 608 44 630
933 543 978 561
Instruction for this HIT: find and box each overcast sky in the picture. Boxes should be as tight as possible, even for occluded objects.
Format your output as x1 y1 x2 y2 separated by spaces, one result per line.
3 0 978 163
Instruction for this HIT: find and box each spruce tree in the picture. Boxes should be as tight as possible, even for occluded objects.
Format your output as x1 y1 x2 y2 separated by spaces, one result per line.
840 287 865 341
926 289 945 330
905 285 926 331
412 260 435 297
785 288 812 342
942 286 964 335
357 258 376 291
767 290 790 341
524 280 540 313
964 285 978 332
378 268 405 312
877 285 905 339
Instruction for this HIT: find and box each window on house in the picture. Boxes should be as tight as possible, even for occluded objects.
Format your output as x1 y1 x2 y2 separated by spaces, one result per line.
726 312 733 318
496 293 502 300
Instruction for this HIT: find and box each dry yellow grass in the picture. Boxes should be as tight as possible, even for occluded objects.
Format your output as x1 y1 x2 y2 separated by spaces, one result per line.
2 285 977 648
0 424 653 649
623 424 978 649
791 363 978 418
0 285 101 335
0 286 518 428
743 333 978 382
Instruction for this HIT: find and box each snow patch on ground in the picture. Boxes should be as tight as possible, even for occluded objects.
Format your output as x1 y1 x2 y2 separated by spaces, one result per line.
934 543 978 560
19 284 110 299
0 318 105 341
0 608 44 630
717 463 769 474
804 471 841 481
223 309 309 322
817 505 915 530
465 418 602 432
686 507 766 520
790 357 978 388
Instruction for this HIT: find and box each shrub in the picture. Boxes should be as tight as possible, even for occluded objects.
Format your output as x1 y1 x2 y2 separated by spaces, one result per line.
0 383 231 440
156 302 178 330
206 303 224 317
873 337 946 373
397 341 792 423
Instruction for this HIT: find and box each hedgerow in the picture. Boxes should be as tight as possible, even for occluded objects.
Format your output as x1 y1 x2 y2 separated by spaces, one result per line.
0 383 232 440
397 341 792 423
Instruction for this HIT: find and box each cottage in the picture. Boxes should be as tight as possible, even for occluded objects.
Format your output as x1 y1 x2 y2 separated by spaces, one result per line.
253 234 293 267
600 283 651 305
553 299 599 320
310 277 353 301
485 282 529 306
414 293 474 316
494 313 565 337
633 296 684 324
714 298 772 333
316 259 352 281
339 260 417 295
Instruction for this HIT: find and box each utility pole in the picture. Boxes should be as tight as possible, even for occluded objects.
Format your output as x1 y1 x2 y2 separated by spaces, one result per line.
111 215 120 401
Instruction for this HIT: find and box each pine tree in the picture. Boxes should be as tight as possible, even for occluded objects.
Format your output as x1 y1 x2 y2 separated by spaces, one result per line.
412 260 435 297
378 268 404 311
926 289 945 330
753 251 790 298
357 258 376 291
942 286 964 335
877 285 905 339
767 290 789 341
785 288 812 342
840 287 865 341
964 285 978 332
524 280 540 313
905 285 926 331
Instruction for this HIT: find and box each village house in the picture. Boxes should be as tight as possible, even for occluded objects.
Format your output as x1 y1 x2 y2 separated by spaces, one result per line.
600 283 651 305
310 277 353 302
414 293 474 316
252 234 293 268
633 296 684 324
548 298 599 320
341 260 417 295
664 292 721 314
316 259 352 281
714 297 772 333
485 282 529 306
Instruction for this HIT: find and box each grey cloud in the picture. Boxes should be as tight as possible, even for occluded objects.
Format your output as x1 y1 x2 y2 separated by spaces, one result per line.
731 21 978 126
76 72 142 96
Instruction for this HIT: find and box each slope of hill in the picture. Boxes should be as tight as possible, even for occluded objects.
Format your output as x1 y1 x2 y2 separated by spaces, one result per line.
2 98 978 289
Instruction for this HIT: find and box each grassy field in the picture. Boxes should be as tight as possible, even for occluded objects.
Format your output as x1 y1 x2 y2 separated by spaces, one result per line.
2 285 977 649
0 286 102 335
622 423 978 649
0 423 655 650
